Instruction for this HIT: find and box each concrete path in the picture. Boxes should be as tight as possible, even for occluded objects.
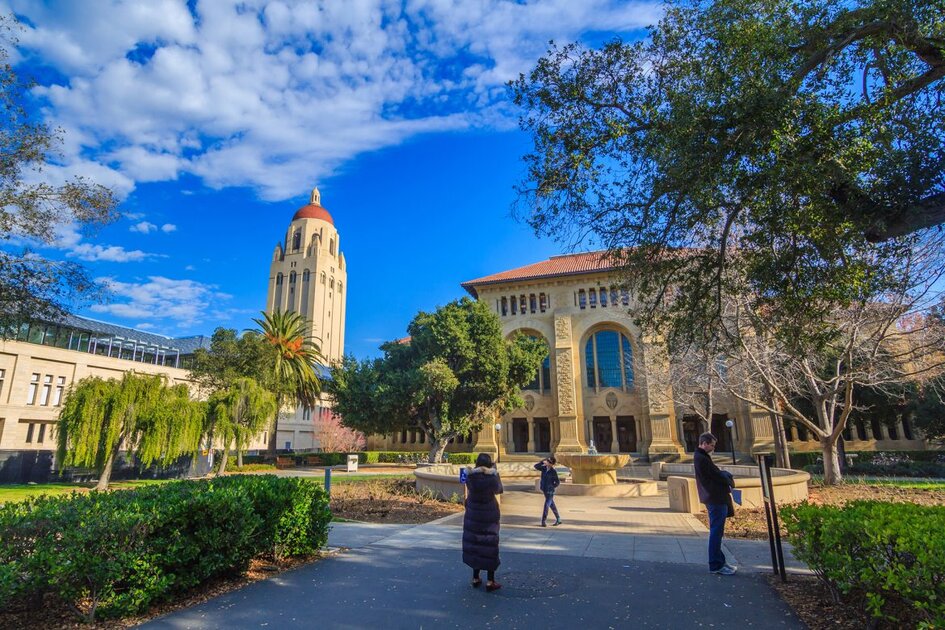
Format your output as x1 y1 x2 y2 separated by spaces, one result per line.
141 485 808 629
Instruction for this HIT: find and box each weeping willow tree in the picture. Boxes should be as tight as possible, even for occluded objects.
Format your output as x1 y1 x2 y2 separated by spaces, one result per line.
207 377 277 475
57 372 205 489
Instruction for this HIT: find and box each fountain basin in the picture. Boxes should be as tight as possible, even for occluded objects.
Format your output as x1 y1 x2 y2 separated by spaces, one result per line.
555 453 630 485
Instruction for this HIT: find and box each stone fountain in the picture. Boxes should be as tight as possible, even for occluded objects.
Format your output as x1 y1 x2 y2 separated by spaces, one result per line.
548 449 658 497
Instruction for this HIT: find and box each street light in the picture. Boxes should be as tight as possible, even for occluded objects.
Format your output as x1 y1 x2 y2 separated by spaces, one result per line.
725 419 737 464
494 423 502 464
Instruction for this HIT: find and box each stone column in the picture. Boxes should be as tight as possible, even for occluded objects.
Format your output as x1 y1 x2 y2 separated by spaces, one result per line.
746 406 775 456
640 335 686 460
471 415 500 458
609 417 618 453
894 420 906 442
552 314 584 452
863 422 875 440
527 418 536 452
877 422 890 440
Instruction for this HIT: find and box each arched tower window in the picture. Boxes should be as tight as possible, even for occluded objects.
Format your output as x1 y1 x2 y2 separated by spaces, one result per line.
302 269 310 282
292 229 302 251
585 329 634 390
320 271 326 284
329 238 335 255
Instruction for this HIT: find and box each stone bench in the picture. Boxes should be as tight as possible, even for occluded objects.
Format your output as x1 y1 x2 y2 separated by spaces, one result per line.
667 469 810 514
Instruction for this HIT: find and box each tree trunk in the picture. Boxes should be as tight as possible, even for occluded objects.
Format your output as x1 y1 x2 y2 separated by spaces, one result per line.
216 442 230 476
237 449 244 467
428 436 449 463
96 448 117 491
820 437 842 485
267 414 280 459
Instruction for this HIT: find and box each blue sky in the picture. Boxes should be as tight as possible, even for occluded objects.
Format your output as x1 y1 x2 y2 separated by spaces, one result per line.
5 0 660 359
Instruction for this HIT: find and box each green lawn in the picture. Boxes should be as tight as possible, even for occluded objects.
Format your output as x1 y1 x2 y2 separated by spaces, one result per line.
0 479 171 503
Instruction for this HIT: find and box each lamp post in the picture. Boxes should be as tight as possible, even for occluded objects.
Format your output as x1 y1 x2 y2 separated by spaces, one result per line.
725 419 737 464
494 422 502 464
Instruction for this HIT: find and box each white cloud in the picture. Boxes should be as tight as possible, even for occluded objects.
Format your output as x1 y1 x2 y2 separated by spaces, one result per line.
130 221 158 233
135 322 156 330
54 222 155 262
8 0 660 201
92 275 232 327
184 264 196 271
161 223 177 233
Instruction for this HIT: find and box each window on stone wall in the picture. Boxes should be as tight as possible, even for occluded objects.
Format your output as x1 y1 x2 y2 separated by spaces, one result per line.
600 287 608 307
529 294 537 313
610 288 618 305
578 290 587 309
520 295 527 313
26 422 34 443
329 238 336 255
539 293 548 312
500 297 508 316
584 330 635 390
0 368 5 399
510 295 518 315
27 373 39 405
589 289 597 308
40 375 52 406
292 229 302 251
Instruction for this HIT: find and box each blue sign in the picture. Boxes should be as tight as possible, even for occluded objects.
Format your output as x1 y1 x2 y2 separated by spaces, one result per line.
459 468 468 484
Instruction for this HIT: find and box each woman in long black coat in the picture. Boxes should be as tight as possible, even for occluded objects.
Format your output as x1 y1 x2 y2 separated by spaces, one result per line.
463 452 504 591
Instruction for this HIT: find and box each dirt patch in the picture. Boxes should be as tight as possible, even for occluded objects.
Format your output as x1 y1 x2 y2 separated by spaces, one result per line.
766 574 869 630
330 477 464 524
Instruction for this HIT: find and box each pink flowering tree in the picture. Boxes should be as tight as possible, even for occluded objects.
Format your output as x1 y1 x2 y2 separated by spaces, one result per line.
313 410 365 453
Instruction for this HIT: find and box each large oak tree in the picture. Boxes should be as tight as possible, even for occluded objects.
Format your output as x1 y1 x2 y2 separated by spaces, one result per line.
328 297 545 463
511 0 943 347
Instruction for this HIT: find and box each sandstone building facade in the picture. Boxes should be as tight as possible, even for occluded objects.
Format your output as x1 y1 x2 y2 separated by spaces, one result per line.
371 252 927 460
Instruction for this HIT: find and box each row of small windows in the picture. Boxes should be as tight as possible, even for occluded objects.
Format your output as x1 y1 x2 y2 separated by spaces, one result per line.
577 287 630 310
6 323 196 369
275 271 341 291
26 373 67 407
499 293 549 317
24 421 54 444
390 430 474 445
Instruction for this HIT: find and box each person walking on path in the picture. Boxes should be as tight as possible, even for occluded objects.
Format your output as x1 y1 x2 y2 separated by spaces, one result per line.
534 456 561 527
694 432 737 576
463 453 504 591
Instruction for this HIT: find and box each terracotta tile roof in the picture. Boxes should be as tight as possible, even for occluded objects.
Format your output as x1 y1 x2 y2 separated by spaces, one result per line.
461 251 618 296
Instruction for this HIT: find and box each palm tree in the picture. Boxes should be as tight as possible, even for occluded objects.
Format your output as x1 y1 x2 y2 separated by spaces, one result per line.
207 377 277 475
252 310 325 458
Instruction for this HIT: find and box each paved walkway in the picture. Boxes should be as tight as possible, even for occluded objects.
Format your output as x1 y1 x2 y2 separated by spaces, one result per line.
140 485 808 629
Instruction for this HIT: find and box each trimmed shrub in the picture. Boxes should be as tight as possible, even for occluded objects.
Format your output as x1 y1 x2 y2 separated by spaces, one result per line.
445 452 477 465
782 501 945 627
0 476 330 622
229 463 277 472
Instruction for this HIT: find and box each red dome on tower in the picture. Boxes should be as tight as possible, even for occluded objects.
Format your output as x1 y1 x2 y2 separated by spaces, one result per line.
291 187 334 224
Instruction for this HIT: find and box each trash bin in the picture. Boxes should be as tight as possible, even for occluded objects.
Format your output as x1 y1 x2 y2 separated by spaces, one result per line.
346 454 359 472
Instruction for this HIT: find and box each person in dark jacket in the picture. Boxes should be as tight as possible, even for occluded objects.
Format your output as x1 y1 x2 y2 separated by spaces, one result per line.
534 456 561 526
693 432 737 576
463 453 504 591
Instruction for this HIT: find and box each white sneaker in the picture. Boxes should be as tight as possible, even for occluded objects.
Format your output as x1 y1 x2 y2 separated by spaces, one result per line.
710 565 736 576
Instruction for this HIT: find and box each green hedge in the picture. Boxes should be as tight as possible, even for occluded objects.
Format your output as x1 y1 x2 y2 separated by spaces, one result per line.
782 501 945 627
790 450 944 467
0 475 330 622
445 453 477 464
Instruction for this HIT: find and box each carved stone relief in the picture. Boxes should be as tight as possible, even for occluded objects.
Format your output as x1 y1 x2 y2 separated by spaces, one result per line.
554 316 571 346
555 348 575 415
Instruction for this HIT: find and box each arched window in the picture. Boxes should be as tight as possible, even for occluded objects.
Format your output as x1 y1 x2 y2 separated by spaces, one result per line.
329 238 336 255
501 297 508 316
292 229 302 251
320 271 326 284
289 271 297 284
276 273 283 285
585 330 634 390
524 336 551 394
599 288 608 307
302 269 310 282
